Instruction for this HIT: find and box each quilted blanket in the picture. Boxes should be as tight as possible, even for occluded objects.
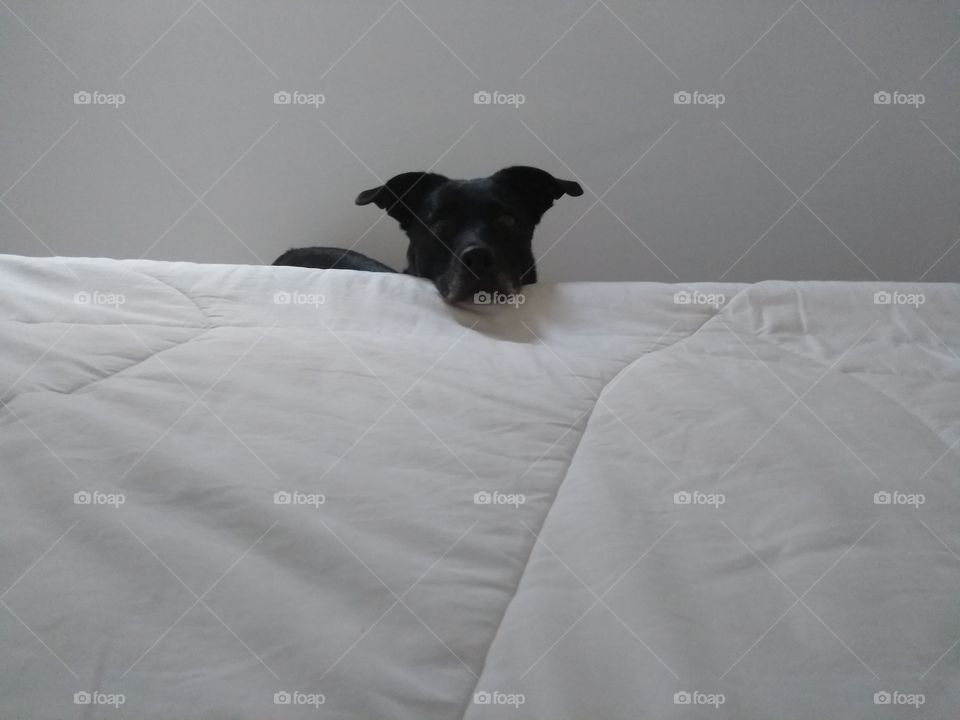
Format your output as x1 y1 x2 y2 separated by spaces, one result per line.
1 254 958 719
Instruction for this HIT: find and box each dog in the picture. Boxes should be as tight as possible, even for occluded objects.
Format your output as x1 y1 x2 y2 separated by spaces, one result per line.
272 166 583 303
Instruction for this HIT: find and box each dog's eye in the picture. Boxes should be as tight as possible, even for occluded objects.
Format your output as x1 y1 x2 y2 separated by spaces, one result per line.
430 219 451 236
497 215 516 228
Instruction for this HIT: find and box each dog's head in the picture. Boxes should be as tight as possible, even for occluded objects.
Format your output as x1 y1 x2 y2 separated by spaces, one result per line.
356 166 583 303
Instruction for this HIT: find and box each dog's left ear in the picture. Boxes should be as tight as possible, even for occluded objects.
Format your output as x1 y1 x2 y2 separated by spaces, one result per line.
491 166 583 224
355 172 448 230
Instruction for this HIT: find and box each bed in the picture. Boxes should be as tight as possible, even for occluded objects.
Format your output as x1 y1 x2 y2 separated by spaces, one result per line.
1 254 957 718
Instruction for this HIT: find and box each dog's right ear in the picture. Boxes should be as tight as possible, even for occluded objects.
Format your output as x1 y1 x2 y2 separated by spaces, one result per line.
490 166 583 225
355 172 448 230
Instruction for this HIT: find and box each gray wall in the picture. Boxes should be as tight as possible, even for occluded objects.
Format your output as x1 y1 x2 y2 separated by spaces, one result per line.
2 0 958 282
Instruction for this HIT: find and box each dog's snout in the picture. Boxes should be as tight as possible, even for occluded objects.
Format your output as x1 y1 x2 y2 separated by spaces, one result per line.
442 242 519 303
460 245 495 274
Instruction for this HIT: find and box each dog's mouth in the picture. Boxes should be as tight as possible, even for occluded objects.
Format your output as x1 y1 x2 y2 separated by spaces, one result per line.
437 269 522 305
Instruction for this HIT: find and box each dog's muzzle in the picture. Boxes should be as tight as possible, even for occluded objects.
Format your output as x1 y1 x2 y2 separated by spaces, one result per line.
441 244 519 304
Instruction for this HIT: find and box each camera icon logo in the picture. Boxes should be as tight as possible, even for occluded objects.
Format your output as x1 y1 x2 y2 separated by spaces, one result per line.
74 491 92 505
74 91 92 105
673 491 692 505
74 691 92 704
873 691 891 705
473 91 492 105
474 491 492 505
873 491 892 505
674 691 692 704
673 290 691 305
473 691 492 704
273 291 292 305
73 291 91 305
673 91 691 105
274 691 292 704
873 290 892 305
873 91 891 105
474 291 492 304
274 491 292 505
274 91 292 105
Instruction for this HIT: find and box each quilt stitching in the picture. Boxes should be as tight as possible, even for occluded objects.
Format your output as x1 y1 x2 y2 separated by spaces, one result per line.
458 310 722 718
130 268 212 322
844 370 960 452
720 316 960 380
1 265 216 400
665 316 960 483
713 283 960 377
0 328 216 404
718 316 959 445
61 328 215 396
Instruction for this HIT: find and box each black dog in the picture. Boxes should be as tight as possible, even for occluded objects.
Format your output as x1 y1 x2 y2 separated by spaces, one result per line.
273 166 583 303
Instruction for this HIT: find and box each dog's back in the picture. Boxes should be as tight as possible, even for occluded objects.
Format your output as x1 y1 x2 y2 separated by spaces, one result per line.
273 247 396 273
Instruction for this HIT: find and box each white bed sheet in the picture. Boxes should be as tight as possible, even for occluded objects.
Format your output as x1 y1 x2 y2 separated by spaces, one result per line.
1 254 958 718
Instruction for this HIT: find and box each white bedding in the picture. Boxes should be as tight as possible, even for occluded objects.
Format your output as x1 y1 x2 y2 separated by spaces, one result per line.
1 254 958 719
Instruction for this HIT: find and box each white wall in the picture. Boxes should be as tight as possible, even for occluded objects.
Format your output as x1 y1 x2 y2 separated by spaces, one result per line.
2 0 958 282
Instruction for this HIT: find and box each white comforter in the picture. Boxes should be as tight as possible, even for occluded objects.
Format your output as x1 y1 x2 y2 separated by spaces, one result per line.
1 254 957 719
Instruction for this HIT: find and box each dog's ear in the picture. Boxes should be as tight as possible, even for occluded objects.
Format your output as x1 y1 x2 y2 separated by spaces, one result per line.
355 172 448 229
491 166 583 225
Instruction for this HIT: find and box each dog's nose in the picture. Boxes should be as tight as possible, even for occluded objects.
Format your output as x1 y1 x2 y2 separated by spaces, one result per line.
460 245 495 275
